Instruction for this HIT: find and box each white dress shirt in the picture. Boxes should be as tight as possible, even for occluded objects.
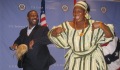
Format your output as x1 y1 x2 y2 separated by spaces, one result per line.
27 26 35 36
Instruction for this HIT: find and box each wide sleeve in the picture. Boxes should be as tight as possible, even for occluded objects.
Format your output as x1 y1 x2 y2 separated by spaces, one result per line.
96 24 114 44
48 23 70 49
102 37 118 55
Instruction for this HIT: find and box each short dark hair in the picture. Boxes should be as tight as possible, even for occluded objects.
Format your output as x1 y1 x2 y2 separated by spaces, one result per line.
27 10 38 17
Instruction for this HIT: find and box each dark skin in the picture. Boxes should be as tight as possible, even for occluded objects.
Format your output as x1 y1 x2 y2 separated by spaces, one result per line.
27 10 39 29
51 6 113 38
11 10 39 50
70 6 88 30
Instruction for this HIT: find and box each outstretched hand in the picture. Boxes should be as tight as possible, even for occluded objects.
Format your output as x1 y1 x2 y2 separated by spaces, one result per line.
10 44 18 50
51 27 65 37
29 40 34 49
92 22 103 31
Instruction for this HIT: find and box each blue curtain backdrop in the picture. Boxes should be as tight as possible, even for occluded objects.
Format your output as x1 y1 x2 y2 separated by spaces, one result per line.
0 0 120 70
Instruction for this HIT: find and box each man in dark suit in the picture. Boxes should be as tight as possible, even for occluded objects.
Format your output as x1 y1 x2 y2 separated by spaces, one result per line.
10 10 55 70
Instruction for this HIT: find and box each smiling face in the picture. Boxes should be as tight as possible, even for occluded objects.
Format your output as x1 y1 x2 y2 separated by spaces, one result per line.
73 6 86 22
27 10 39 26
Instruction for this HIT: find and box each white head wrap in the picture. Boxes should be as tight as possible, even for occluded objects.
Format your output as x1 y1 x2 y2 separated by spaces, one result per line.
74 1 91 19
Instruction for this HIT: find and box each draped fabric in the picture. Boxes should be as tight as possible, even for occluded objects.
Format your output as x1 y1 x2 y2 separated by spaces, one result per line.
0 0 120 70
102 37 120 70
48 19 114 70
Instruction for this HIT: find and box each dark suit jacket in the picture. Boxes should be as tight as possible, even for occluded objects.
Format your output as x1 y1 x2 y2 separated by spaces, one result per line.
14 25 55 70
